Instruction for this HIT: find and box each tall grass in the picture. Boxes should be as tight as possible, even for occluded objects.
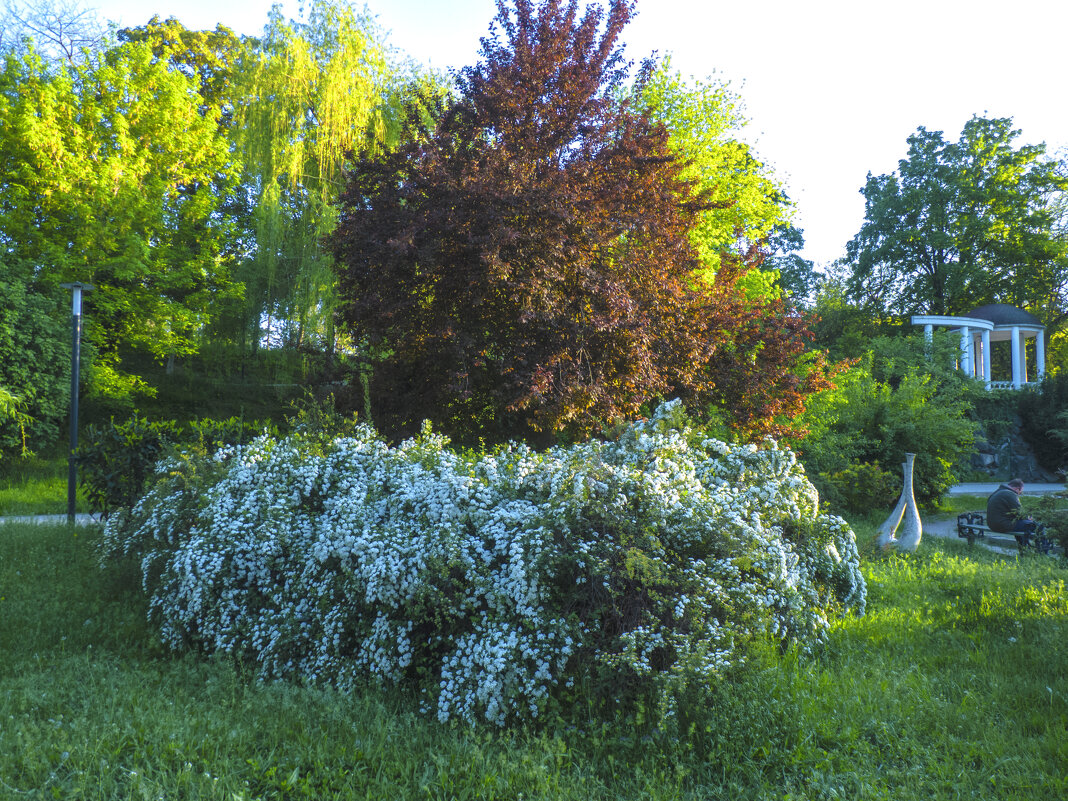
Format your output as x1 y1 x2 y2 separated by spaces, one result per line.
1 520 1065 799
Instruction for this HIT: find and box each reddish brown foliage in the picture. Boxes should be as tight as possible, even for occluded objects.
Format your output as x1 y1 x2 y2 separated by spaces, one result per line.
330 0 831 444
684 250 838 441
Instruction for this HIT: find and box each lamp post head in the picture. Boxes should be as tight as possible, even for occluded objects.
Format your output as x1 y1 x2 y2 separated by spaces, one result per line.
60 282 95 315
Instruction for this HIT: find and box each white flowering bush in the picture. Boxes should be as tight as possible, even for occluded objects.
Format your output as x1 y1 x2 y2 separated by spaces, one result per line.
101 400 865 726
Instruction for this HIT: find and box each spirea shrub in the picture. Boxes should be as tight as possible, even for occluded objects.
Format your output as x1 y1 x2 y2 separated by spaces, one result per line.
101 400 865 726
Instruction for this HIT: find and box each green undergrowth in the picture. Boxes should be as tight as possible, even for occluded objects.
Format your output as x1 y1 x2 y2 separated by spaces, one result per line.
1 521 1066 799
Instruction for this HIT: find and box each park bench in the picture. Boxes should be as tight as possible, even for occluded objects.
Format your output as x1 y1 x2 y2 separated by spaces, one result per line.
956 511 1053 553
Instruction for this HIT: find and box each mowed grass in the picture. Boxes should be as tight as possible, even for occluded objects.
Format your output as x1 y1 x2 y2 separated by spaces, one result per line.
792 529 1068 799
1 520 1066 800
0 455 87 516
933 491 1068 518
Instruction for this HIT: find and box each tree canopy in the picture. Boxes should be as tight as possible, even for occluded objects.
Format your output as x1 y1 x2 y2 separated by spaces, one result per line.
230 1 394 355
0 39 239 396
0 1 411 417
330 0 830 444
332 0 688 442
761 222 818 305
117 15 246 123
636 61 791 278
843 116 1068 327
0 0 833 456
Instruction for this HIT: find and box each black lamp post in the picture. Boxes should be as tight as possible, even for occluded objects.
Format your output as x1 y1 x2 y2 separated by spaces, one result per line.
60 282 94 525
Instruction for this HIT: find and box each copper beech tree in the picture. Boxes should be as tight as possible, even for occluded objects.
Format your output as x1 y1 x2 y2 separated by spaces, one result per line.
330 0 830 444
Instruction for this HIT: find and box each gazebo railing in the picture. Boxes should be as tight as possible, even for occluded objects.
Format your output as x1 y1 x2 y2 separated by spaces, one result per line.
987 380 1040 390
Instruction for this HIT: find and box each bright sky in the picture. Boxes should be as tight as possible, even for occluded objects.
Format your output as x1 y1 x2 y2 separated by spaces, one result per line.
88 0 1068 269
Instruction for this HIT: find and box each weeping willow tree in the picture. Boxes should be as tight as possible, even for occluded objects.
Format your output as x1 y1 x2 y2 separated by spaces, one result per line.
233 0 393 360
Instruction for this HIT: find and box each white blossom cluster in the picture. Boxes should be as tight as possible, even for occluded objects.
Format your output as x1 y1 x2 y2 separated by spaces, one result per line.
101 400 865 725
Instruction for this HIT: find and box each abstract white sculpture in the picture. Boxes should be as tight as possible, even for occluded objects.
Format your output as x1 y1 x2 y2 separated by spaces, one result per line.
876 453 923 552
876 462 907 548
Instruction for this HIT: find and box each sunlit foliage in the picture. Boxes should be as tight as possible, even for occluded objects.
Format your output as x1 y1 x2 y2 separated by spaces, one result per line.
0 40 238 397
845 116 1068 330
232 0 393 353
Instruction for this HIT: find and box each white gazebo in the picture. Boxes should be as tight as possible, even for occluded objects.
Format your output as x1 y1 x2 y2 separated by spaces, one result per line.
911 304 1045 389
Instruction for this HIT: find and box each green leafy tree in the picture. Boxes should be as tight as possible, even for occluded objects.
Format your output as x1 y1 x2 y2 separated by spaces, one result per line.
117 16 246 123
0 275 69 456
637 67 810 310
636 60 790 282
762 222 818 305
1046 150 1068 370
232 0 392 356
809 277 896 361
115 16 256 364
0 40 239 396
845 116 1068 326
114 8 426 367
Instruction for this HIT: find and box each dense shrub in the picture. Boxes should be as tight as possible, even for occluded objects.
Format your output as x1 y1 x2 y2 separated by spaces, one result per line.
797 332 977 508
1019 373 1068 472
968 388 1020 453
78 415 273 518
101 401 865 727
815 462 899 516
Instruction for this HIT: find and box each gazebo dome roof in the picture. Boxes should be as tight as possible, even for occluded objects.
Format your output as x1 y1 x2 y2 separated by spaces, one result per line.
965 304 1042 327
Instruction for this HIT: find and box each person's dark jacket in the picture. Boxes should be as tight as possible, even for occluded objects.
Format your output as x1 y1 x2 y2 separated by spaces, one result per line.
986 484 1021 533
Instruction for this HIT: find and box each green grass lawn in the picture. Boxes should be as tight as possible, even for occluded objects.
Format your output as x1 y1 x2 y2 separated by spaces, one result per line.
0 454 88 516
1 520 1065 799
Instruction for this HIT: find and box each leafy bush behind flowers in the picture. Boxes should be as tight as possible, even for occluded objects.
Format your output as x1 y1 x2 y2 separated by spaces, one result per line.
101 401 865 726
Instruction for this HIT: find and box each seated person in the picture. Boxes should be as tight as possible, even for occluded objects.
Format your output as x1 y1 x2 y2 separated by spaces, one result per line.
986 479 1038 541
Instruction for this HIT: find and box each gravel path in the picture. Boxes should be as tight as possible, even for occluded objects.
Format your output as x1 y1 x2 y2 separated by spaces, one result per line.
947 482 1065 496
0 513 100 526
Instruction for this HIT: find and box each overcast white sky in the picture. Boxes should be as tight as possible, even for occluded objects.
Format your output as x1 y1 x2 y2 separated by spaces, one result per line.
88 0 1068 268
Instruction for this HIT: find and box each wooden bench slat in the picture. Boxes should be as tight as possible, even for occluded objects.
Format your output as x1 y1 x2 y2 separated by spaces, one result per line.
956 511 1053 553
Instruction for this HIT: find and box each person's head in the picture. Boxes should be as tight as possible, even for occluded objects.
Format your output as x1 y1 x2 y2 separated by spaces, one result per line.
1008 478 1024 494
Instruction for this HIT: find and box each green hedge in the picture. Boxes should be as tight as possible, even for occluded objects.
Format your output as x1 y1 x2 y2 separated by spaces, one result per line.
77 415 274 518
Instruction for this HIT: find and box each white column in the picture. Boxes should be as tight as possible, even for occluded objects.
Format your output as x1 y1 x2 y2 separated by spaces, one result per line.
924 323 933 341
1037 330 1046 381
981 329 991 389
1022 334 1029 384
1011 326 1022 388
960 326 972 377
